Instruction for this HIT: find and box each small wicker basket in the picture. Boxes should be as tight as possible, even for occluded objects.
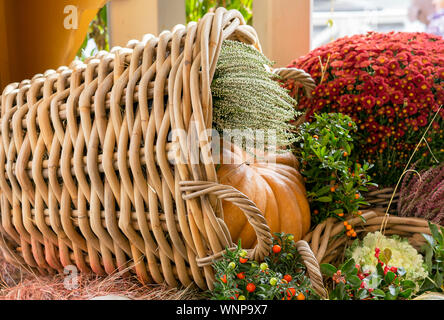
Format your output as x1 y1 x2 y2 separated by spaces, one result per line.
0 8 324 293
363 187 399 213
304 209 433 266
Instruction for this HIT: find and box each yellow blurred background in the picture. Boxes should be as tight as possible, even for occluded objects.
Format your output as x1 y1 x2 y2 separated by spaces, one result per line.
0 0 106 90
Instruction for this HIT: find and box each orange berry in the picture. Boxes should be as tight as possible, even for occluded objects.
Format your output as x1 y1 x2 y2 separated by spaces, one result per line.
343 221 348 226
346 231 352 237
330 186 336 192
221 274 227 284
237 272 245 280
283 274 293 282
357 211 362 216
272 245 282 254
287 288 296 297
246 283 256 293
313 209 319 215
352 231 357 238
343 152 349 157
355 194 360 199
239 257 248 264
297 293 306 300
313 135 319 140
338 213 344 217
346 225 352 231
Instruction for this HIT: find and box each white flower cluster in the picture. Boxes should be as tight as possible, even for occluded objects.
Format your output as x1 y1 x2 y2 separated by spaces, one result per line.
349 232 428 283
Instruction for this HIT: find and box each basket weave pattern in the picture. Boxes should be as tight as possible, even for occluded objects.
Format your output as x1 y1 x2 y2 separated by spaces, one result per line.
304 210 432 266
0 8 324 293
363 187 399 213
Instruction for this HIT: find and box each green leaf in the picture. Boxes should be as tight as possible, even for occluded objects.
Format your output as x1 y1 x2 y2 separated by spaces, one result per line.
357 289 368 300
430 223 443 244
320 263 337 277
342 259 356 274
384 271 396 284
316 185 332 197
376 261 384 275
398 288 412 299
401 280 416 289
348 275 362 287
380 248 392 265
385 292 397 300
345 144 351 155
371 289 385 297
435 269 443 288
422 233 436 248
368 274 382 289
317 196 333 203
337 281 346 300
388 284 398 296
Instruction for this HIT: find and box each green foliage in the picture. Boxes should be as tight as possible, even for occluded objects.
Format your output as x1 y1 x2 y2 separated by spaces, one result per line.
212 40 299 152
420 222 444 293
186 0 253 24
77 5 109 60
322 255 415 300
208 233 320 300
298 113 377 224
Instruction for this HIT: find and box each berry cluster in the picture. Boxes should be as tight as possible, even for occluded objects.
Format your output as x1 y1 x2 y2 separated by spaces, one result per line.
209 234 319 300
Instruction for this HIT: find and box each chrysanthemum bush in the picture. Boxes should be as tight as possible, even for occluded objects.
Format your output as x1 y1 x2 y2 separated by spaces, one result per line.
286 32 444 186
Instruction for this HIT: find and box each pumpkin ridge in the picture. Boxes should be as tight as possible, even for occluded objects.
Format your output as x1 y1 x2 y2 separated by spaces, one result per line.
254 167 303 241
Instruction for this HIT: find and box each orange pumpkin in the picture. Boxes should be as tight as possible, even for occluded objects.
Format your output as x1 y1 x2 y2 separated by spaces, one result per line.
217 141 311 248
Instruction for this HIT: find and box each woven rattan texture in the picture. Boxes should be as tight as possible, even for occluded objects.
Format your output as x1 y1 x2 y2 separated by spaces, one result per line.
304 210 433 266
0 8 323 293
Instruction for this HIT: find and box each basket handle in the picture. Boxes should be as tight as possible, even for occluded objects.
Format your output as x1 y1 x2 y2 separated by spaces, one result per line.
179 181 328 299
273 67 316 98
295 240 329 299
179 181 273 264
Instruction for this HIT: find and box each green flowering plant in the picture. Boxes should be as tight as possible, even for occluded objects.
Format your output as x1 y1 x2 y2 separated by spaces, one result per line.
321 252 417 300
298 112 377 224
186 0 253 24
346 232 427 287
212 40 299 152
420 222 444 293
208 233 319 300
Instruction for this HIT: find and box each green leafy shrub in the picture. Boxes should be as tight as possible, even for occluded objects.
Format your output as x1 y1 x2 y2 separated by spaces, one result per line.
186 0 253 24
208 233 319 300
420 222 444 293
77 5 109 60
322 251 417 300
298 113 376 224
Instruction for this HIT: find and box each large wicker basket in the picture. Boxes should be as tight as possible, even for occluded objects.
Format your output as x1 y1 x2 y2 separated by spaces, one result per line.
0 8 323 293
